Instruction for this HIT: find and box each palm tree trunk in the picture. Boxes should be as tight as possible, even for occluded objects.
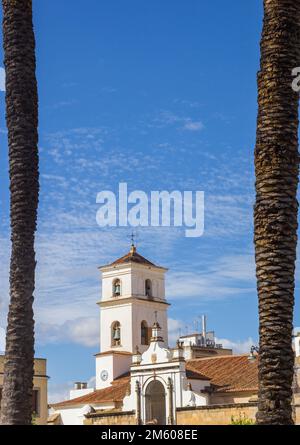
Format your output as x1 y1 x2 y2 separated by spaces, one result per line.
255 0 300 425
0 0 39 425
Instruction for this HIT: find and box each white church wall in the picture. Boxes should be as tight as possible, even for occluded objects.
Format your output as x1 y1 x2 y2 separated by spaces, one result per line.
172 365 188 408
186 378 210 394
96 353 132 390
57 402 115 425
122 379 138 412
69 387 94 400
58 406 86 425
182 388 208 408
112 354 132 381
95 355 114 389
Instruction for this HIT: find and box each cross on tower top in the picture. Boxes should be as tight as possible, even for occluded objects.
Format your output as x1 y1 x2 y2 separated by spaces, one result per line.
128 231 138 254
130 232 136 247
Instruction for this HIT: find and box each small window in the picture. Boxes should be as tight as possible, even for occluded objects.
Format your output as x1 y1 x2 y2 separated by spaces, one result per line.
113 279 121 297
111 321 121 346
141 321 149 345
145 279 152 298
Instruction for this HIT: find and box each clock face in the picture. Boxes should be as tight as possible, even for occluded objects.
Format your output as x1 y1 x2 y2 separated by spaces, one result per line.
101 370 108 381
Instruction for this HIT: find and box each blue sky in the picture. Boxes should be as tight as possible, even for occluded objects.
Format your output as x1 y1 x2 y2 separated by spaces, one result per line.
0 1 299 402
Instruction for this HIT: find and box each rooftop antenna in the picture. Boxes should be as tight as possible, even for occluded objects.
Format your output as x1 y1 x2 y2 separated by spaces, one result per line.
193 320 198 333
202 315 207 342
198 316 202 333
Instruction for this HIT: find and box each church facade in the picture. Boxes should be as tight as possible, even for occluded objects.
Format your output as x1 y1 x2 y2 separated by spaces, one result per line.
50 245 300 425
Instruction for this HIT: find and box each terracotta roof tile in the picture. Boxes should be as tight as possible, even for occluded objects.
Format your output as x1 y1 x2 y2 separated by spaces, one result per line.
51 377 130 408
186 368 210 380
102 248 157 268
186 354 258 393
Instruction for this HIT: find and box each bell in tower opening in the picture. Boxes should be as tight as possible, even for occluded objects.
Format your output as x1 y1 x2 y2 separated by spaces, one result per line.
113 279 121 297
112 322 121 346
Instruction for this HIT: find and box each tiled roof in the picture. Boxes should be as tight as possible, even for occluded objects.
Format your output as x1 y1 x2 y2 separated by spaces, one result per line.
103 248 157 267
51 375 130 408
186 354 258 393
185 368 210 381
94 350 132 357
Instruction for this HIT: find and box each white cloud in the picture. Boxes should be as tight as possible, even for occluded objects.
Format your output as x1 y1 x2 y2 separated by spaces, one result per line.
152 111 204 132
48 381 74 404
0 67 5 91
168 318 185 345
215 336 255 354
37 316 99 347
166 253 255 302
183 120 204 131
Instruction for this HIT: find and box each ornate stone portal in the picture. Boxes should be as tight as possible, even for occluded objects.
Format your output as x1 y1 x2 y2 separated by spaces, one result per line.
122 320 209 424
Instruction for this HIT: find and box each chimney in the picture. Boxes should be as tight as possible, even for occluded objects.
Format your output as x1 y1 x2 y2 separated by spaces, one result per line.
74 382 87 390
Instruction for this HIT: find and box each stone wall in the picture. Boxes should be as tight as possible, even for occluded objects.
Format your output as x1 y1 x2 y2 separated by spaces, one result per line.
85 410 136 425
85 404 300 425
176 403 258 425
177 403 300 425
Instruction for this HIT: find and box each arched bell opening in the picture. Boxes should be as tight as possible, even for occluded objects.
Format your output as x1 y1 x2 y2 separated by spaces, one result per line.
111 321 121 346
145 279 152 298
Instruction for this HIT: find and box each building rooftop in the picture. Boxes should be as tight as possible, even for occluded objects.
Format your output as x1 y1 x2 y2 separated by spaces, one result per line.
51 375 130 408
187 354 258 393
52 354 258 408
99 245 166 269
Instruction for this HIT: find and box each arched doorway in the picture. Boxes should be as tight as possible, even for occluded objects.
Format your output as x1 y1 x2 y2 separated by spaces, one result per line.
145 380 166 425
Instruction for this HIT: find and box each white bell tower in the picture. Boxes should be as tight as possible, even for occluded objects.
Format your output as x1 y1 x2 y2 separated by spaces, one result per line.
95 243 169 389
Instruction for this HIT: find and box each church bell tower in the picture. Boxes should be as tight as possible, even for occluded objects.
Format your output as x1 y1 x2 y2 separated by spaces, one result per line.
95 242 169 389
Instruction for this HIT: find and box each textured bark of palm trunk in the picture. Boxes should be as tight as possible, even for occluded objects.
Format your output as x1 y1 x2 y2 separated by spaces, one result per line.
255 0 300 425
0 0 39 425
